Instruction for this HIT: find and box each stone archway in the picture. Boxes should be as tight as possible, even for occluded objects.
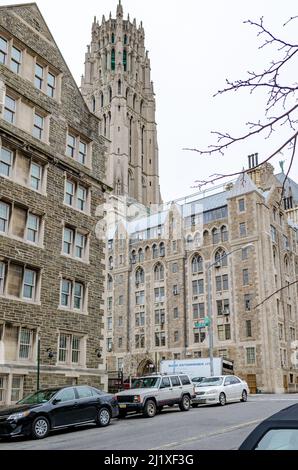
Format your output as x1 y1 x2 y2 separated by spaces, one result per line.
137 358 155 376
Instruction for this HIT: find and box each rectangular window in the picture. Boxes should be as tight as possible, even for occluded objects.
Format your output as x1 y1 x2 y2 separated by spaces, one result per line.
218 324 231 341
107 338 113 352
216 276 222 292
193 303 205 319
67 134 76 158
73 282 83 310
65 180 75 206
107 297 112 311
173 285 178 295
35 63 44 90
154 287 165 302
0 147 13 177
75 233 85 259
243 269 249 286
270 225 277 243
30 162 42 191
118 337 123 348
222 274 229 290
26 213 39 243
4 95 16 124
78 141 87 165
0 201 10 233
172 262 178 273
238 198 245 212
136 290 145 305
155 332 166 347
77 186 87 211
194 330 206 343
22 269 36 300
0 36 8 64
246 347 256 365
10 46 21 74
19 328 33 359
63 228 73 255
135 311 145 326
118 295 124 305
244 294 252 311
192 279 204 295
155 309 165 325
0 262 5 295
174 331 179 342
11 376 22 402
33 113 44 140
60 279 85 312
107 317 112 331
71 336 80 363
47 72 56 98
61 279 71 307
242 247 248 260
135 334 145 349
173 307 179 319
239 222 247 237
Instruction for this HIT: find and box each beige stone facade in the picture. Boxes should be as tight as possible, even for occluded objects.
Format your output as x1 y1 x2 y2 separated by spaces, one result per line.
81 2 161 206
0 3 107 404
104 163 298 393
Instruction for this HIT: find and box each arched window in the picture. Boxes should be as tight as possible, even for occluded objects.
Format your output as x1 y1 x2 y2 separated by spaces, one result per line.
203 230 209 245
154 263 164 282
118 79 121 95
192 254 203 274
145 245 150 259
128 169 133 196
109 87 112 103
100 92 104 107
284 256 289 273
152 244 158 258
140 100 144 116
273 246 277 268
194 233 201 248
103 114 107 136
124 34 127 45
107 274 113 291
159 242 165 257
138 249 144 262
136 267 144 285
123 49 127 71
131 250 136 264
215 248 227 267
92 96 96 113
212 228 220 244
111 48 115 71
133 94 137 110
105 50 108 70
108 256 113 269
221 225 228 242
111 33 115 44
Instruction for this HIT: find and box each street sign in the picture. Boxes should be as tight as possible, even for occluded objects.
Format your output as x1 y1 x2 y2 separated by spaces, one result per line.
194 317 211 328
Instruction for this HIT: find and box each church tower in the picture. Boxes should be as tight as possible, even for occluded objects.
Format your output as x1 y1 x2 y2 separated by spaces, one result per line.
81 1 161 206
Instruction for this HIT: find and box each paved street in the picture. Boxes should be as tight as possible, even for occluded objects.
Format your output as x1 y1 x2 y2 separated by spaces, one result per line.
1 394 298 450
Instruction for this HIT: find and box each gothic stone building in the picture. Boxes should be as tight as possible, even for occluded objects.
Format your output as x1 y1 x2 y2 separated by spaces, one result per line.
0 3 107 404
104 162 298 393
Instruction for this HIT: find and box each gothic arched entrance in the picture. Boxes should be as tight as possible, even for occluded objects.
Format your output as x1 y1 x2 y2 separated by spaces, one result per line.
137 358 155 376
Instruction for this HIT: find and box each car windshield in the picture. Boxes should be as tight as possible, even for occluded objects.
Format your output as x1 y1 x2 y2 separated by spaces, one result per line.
131 377 161 388
197 377 223 387
17 389 60 405
192 377 205 383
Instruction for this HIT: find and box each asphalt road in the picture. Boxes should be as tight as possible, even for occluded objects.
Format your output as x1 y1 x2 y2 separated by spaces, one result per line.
1 394 298 450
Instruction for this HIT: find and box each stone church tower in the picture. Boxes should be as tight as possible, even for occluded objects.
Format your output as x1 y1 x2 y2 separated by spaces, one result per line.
81 1 161 206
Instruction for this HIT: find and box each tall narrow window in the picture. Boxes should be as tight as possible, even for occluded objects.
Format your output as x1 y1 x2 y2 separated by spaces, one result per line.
111 49 115 71
61 279 71 307
33 113 44 140
10 46 21 74
30 162 42 191
47 72 56 98
63 228 73 255
34 63 44 90
118 79 121 95
0 201 10 233
0 36 8 64
19 328 33 359
65 180 75 206
111 33 115 44
4 96 16 124
26 214 39 243
74 282 83 310
78 141 87 165
0 262 5 295
100 93 104 107
23 269 36 300
67 134 76 158
124 34 127 45
77 186 87 211
75 233 85 259
91 96 96 112
123 49 127 71
0 147 13 177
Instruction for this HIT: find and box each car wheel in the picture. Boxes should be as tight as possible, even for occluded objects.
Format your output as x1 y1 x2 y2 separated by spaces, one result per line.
179 395 191 411
31 416 50 439
97 407 111 427
219 392 226 406
192 403 199 408
118 411 127 419
241 390 248 402
143 399 156 418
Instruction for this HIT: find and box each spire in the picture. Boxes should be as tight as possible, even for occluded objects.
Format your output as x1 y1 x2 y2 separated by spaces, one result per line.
117 0 123 17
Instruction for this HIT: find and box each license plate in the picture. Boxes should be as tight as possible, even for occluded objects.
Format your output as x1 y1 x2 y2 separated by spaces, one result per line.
119 404 126 408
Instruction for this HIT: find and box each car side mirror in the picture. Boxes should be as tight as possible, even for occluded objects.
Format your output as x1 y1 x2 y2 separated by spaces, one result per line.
52 398 61 405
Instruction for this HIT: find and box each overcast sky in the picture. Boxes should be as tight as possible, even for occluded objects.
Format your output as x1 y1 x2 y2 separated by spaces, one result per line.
4 0 298 202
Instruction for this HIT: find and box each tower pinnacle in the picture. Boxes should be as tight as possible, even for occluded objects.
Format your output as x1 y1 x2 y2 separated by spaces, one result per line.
117 0 123 18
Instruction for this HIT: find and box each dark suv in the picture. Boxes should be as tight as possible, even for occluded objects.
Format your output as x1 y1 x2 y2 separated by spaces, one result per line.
0 385 118 439
116 374 195 418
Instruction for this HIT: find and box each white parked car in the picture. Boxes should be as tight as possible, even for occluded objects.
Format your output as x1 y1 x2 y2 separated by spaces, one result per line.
192 375 249 407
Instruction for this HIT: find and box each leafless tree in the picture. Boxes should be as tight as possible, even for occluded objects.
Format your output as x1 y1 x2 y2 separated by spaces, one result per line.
184 16 298 193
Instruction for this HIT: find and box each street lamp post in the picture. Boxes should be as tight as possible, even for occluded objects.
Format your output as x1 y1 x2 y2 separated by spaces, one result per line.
206 243 253 377
36 337 41 391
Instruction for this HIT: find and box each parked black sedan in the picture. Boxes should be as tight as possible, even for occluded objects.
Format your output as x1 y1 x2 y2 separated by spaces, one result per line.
0 385 119 440
239 403 298 450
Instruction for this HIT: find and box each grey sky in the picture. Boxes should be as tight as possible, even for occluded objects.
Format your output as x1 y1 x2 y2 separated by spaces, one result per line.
4 0 298 201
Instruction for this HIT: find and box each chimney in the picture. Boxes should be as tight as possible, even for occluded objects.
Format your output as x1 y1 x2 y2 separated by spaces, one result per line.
248 152 258 169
